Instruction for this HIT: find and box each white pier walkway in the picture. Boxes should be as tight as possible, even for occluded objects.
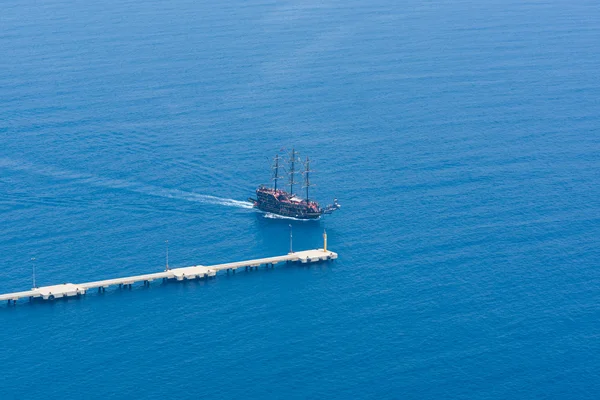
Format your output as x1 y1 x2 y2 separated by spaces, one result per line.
0 249 337 304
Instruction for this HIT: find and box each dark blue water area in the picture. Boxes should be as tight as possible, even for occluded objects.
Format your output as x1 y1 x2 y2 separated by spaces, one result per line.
1 0 600 398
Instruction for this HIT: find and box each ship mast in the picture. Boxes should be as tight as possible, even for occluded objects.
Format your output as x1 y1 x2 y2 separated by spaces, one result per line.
289 148 299 194
272 154 280 190
302 156 314 202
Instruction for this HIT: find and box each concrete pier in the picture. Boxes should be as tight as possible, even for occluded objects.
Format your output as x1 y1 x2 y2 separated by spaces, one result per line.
0 249 337 304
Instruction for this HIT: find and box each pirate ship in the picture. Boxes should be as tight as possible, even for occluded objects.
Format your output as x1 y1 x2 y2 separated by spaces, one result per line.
248 149 340 220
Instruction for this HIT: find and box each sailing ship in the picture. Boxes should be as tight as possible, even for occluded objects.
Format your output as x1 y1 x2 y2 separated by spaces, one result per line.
248 149 340 220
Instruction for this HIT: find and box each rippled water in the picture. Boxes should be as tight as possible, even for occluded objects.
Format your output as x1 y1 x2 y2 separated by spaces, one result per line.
1 0 599 398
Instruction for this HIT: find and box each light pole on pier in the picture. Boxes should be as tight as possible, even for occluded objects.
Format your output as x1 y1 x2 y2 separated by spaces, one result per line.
289 224 293 254
165 240 169 271
31 257 37 289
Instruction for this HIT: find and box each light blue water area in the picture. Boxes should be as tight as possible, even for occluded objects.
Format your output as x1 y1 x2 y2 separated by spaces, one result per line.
1 0 599 398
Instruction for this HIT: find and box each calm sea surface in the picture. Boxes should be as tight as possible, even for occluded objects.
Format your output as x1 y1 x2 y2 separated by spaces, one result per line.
1 0 599 398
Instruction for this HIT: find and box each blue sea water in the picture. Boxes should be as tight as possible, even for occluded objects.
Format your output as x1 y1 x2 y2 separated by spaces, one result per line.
1 0 600 398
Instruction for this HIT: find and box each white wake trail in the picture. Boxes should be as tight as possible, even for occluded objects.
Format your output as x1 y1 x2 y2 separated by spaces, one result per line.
161 190 254 209
0 158 254 210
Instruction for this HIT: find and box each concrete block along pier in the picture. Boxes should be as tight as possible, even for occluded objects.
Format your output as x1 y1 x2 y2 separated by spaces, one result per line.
0 249 338 305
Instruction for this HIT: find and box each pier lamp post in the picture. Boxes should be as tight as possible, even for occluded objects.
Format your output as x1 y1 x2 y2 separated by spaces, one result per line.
31 257 37 289
165 240 170 271
289 224 293 254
